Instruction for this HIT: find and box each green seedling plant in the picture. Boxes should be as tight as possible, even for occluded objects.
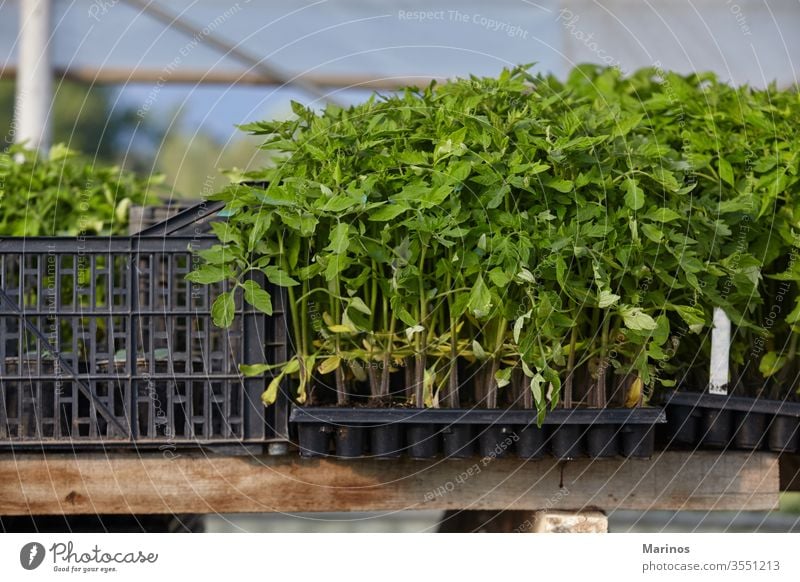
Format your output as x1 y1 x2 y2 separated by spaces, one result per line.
190 65 783 420
0 144 158 236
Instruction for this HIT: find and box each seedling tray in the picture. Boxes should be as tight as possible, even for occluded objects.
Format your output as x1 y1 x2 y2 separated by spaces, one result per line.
290 405 665 460
656 391 800 453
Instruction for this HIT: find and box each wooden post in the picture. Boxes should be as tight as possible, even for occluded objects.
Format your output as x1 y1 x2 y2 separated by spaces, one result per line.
437 510 608 533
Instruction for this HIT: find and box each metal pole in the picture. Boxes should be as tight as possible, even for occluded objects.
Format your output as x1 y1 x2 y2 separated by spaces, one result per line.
16 0 52 151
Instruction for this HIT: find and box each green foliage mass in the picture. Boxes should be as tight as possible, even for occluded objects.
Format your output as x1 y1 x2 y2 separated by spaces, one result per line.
191 64 800 415
0 144 158 235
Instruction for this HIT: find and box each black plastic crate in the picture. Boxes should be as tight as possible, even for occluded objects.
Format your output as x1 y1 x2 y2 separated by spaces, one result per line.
128 199 216 235
0 208 289 451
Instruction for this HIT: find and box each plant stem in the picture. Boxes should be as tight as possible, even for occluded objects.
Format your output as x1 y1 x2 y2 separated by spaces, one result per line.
328 275 347 405
442 270 459 408
564 325 577 409
596 312 610 408
380 313 396 398
517 366 532 409
370 259 379 324
414 245 428 408
300 279 309 354
486 317 507 409
335 366 347 406
772 332 798 400
446 322 459 408
404 356 415 402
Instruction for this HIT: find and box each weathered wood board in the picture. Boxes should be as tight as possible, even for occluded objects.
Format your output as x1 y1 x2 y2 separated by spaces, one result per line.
0 451 779 516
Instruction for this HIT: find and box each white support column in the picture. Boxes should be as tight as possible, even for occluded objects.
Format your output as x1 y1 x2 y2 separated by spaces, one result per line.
15 0 52 151
709 307 731 394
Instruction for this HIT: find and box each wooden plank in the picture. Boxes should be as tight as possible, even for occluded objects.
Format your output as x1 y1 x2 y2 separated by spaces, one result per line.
0 451 779 516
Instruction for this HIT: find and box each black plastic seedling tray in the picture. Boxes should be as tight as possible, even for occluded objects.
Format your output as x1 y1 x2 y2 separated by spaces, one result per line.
657 391 800 453
290 405 665 460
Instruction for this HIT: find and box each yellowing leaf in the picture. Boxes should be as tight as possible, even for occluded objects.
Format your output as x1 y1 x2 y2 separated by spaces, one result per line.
261 373 283 406
239 363 280 376
328 324 354 333
624 376 643 408
318 356 341 375
283 359 301 375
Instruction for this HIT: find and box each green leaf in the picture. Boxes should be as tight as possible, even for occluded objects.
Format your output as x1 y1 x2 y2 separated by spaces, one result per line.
248 214 272 252
211 290 236 328
185 264 233 284
673 305 705 333
255 188 298 207
516 268 535 283
612 113 644 137
242 280 273 316
598 289 620 308
652 315 670 345
785 298 800 324
264 266 300 287
495 367 512 388
472 340 488 360
369 204 407 221
759 351 786 378
718 157 734 187
210 221 239 244
619 305 657 331
240 363 282 376
321 195 360 212
327 223 350 254
545 177 573 193
644 207 682 223
488 267 511 287
530 372 546 422
486 184 511 209
467 274 493 318
624 178 644 211
513 310 532 343
348 296 372 315
325 254 347 281
640 223 664 243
